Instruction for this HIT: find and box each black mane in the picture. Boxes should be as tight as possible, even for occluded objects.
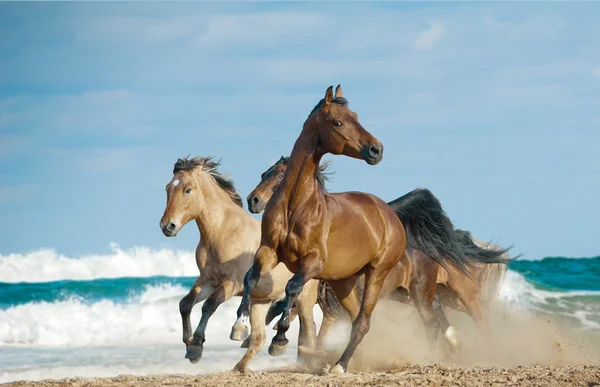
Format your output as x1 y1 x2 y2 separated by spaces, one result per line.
261 156 334 190
309 97 349 116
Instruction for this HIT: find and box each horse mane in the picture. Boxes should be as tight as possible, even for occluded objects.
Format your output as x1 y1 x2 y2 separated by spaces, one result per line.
264 156 334 190
173 156 243 208
309 97 348 116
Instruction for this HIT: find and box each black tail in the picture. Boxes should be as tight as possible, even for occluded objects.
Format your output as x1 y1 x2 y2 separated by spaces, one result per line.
453 228 516 267
317 278 366 321
314 188 520 319
317 281 345 320
388 188 517 276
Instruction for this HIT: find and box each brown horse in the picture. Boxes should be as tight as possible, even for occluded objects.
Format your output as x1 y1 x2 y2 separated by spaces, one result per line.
159 156 320 372
233 85 503 375
247 156 511 354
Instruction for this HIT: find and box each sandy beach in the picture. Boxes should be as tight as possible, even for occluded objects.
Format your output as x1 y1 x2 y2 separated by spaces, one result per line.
3 364 600 387
3 299 600 386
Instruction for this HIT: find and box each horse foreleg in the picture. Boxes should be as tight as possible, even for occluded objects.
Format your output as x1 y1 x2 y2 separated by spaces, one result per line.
179 276 214 345
233 299 271 373
269 252 323 357
233 246 278 341
186 279 238 363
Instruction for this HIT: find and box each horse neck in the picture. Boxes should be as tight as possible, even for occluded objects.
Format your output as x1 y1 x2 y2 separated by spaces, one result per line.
192 175 252 247
277 126 323 211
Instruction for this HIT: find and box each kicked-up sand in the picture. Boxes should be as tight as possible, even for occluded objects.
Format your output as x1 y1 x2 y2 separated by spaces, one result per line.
4 300 600 386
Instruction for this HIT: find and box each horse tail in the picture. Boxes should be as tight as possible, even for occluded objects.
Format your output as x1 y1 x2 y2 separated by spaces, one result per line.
317 281 345 320
388 188 518 276
482 260 508 312
317 279 365 321
462 235 509 311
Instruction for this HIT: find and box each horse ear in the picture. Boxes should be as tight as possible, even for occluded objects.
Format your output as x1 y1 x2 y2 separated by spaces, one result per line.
334 84 343 98
324 85 334 107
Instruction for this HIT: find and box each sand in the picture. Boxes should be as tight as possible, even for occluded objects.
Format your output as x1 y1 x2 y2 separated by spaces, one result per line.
4 301 600 386
3 365 600 387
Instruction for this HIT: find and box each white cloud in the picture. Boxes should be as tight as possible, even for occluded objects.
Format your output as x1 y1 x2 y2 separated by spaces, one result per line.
413 21 446 51
593 65 600 78
0 185 36 204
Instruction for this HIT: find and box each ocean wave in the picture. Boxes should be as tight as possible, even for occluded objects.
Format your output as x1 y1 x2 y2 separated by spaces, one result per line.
499 270 600 329
0 276 196 309
0 244 198 283
0 282 324 347
1 262 599 347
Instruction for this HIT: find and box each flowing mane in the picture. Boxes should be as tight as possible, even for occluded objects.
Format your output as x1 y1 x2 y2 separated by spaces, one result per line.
173 156 243 208
263 156 334 190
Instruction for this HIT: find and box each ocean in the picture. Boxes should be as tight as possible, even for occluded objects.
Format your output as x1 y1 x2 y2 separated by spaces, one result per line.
1 245 599 383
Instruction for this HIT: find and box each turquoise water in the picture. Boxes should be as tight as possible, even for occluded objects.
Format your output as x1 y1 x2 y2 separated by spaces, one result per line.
509 256 600 291
2 257 598 309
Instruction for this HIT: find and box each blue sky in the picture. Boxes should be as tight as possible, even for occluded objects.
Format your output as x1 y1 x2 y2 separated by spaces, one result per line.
1 1 599 260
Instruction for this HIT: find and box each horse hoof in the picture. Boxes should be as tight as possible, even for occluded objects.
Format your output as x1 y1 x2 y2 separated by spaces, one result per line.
233 363 252 374
230 322 249 341
444 326 460 353
268 341 288 357
330 364 345 375
240 337 251 349
185 344 203 363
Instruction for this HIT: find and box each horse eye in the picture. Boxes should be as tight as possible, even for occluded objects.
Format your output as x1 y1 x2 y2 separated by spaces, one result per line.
334 120 343 127
185 188 192 194
277 173 284 179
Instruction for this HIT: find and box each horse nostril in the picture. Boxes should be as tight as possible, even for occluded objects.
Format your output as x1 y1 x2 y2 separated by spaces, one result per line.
369 144 380 157
167 223 176 231
251 196 259 204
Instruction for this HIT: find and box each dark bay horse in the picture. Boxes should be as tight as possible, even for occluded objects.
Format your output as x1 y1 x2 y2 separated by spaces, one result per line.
247 156 511 355
233 85 508 375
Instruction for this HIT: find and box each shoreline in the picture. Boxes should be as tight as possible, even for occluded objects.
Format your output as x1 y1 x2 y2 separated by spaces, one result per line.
4 364 600 387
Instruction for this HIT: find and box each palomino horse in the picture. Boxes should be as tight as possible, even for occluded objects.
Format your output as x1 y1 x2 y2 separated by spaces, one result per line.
247 156 510 354
232 85 507 375
159 156 320 372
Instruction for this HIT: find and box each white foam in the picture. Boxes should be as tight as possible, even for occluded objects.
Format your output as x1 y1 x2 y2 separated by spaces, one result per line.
0 243 197 283
498 270 600 329
0 282 324 383
0 283 324 348
0 344 298 383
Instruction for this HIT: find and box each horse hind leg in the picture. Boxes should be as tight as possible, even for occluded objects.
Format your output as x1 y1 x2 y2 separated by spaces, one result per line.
294 279 319 369
233 300 271 373
432 295 459 353
409 255 443 350
330 266 387 375
452 278 491 334
232 246 278 341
